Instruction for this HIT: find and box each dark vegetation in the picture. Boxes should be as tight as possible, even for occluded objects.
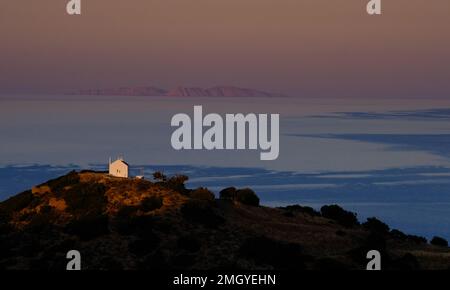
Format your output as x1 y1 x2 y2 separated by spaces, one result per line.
189 188 215 201
279 204 321 217
0 190 36 217
362 217 390 234
65 214 109 240
0 170 448 270
219 187 236 200
153 171 189 194
239 236 306 270
44 171 80 193
64 183 107 216
407 235 428 245
219 187 260 206
180 199 225 228
320 205 359 227
140 196 163 212
431 236 449 247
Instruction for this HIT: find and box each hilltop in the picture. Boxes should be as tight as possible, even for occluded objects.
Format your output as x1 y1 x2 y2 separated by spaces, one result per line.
0 171 449 270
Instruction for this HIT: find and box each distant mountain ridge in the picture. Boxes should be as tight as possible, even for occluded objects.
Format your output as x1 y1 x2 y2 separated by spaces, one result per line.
73 86 287 98
76 86 168 97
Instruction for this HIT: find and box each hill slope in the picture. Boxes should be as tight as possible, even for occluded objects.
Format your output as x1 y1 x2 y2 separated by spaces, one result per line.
0 171 449 270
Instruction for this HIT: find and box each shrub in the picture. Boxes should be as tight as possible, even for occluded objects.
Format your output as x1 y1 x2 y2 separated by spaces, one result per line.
0 190 35 215
363 217 390 234
44 171 79 193
116 214 156 237
135 180 152 191
116 205 139 218
430 236 448 247
407 235 427 244
348 232 387 265
219 187 236 200
190 188 215 201
320 205 359 227
281 205 320 217
235 188 260 206
40 205 53 214
390 229 407 240
153 171 167 182
283 211 294 218
167 175 189 194
26 209 59 233
65 214 109 240
239 236 305 269
181 199 224 228
64 183 107 216
140 196 163 212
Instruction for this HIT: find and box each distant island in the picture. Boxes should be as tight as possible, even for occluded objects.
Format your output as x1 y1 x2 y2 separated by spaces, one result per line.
71 86 288 98
0 170 449 270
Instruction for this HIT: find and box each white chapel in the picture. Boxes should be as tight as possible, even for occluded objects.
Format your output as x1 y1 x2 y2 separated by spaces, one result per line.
109 157 129 178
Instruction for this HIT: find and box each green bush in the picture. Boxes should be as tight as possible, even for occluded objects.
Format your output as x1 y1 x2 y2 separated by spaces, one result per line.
140 196 163 212
219 187 236 200
320 205 359 227
430 236 448 247
189 188 215 201
363 217 390 234
235 188 260 206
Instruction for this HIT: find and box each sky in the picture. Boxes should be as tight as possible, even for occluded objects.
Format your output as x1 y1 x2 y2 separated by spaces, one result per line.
0 0 449 98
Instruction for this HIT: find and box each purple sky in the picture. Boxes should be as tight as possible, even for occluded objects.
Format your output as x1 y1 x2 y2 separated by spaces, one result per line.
1 0 449 98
